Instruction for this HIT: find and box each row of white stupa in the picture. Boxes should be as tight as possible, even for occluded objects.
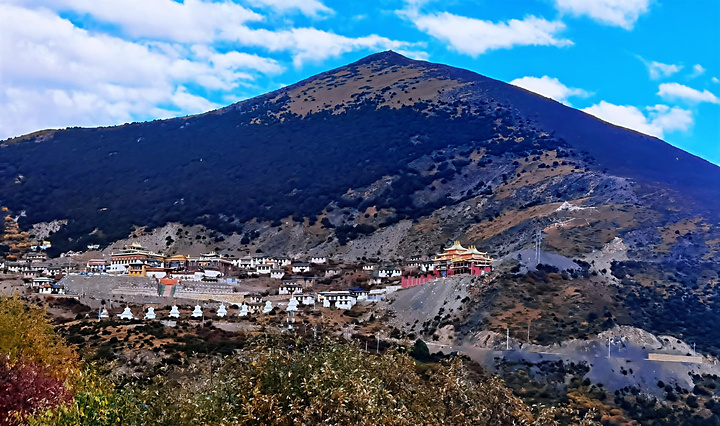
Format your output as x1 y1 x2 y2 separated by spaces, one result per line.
100 297 300 320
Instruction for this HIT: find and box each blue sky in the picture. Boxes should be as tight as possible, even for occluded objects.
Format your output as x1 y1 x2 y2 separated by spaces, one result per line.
1 0 719 163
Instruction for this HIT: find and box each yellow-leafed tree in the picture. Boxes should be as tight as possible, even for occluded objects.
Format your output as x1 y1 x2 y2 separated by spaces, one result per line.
0 295 79 381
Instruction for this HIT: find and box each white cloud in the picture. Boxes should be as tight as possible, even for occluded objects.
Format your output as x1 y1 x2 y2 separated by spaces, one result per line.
555 0 650 30
0 4 286 138
582 101 692 139
713 77 720 84
19 0 263 43
689 64 706 78
247 0 332 16
406 12 571 56
222 26 418 67
638 57 683 80
658 83 719 104
510 76 589 105
20 0 416 68
0 2 422 138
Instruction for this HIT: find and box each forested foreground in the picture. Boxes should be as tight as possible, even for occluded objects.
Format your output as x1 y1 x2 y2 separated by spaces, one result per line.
0 296 599 425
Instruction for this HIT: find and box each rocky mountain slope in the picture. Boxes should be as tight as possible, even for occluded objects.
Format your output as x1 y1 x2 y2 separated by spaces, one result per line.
3 51 720 353
2 51 719 257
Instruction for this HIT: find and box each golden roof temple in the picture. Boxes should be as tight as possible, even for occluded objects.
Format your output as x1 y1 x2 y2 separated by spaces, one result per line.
433 241 493 275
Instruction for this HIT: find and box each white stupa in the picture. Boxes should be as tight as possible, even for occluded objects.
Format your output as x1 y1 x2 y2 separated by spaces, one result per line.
191 304 203 318
287 297 299 312
118 306 134 320
99 307 109 319
238 303 249 317
217 303 227 318
262 300 273 314
145 307 156 320
169 305 180 318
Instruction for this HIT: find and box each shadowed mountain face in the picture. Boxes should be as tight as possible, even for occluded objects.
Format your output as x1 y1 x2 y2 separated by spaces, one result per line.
1 51 719 259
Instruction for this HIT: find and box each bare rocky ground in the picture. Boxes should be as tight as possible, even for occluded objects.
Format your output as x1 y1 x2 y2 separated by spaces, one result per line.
385 276 720 396
0 274 24 296
425 325 720 397
384 275 480 343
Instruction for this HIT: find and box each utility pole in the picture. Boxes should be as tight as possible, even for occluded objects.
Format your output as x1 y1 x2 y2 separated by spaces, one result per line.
527 320 531 344
608 336 611 358
377 332 380 354
535 230 542 266
506 328 510 351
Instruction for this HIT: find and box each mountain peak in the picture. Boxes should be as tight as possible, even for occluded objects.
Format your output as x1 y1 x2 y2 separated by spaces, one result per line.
246 50 465 119
351 50 416 67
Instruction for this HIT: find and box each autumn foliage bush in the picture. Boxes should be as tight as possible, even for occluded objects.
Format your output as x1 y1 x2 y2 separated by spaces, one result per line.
30 335 597 425
0 356 72 424
0 295 79 424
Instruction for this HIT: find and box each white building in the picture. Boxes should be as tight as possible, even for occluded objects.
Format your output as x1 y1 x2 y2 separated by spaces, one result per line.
350 288 369 302
367 289 387 303
86 259 110 273
278 282 302 296
319 291 357 310
203 268 223 279
310 256 327 264
145 268 167 279
377 266 402 278
291 263 311 274
256 264 272 275
234 256 253 269
324 267 342 278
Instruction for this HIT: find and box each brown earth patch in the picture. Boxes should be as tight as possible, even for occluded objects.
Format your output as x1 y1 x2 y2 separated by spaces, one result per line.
495 151 577 200
268 64 467 118
657 217 710 253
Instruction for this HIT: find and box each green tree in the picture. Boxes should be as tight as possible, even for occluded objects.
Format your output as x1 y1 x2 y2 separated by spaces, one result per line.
410 338 430 360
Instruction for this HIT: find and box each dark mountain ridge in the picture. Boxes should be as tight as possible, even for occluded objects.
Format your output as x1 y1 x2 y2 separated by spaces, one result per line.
1 50 719 257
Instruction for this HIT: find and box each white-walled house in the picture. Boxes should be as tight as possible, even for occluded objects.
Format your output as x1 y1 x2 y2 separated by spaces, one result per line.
203 268 223 279
350 288 369 302
367 277 383 286
278 282 302 296
34 278 64 294
377 266 402 278
235 256 253 269
145 267 167 279
367 289 387 302
32 276 53 289
86 259 110 273
256 264 273 275
385 285 402 294
291 262 311 274
270 269 285 279
324 266 342 277
319 291 357 310
310 256 327 264
252 254 272 266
